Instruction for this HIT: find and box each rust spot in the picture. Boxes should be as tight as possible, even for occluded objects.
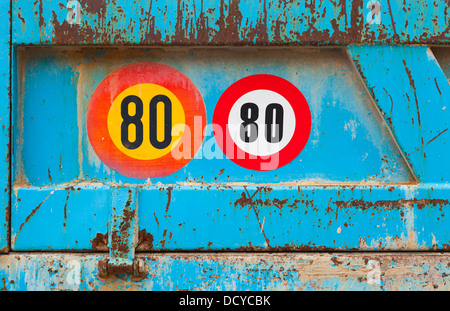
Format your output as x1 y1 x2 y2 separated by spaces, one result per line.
234 189 311 211
234 190 258 208
331 256 344 266
110 230 130 256
136 229 154 251
52 11 97 44
334 198 449 211
107 263 134 274
91 232 108 251
79 0 106 15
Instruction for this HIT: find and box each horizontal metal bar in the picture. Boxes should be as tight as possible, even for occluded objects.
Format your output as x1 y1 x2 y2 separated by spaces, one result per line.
1 252 450 290
10 184 450 252
11 0 450 46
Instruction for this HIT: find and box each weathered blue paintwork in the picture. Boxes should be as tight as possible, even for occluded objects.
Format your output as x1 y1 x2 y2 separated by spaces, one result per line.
0 0 10 253
14 47 413 186
11 0 450 45
4 0 450 291
14 46 442 252
10 184 450 251
348 45 450 183
2 253 450 291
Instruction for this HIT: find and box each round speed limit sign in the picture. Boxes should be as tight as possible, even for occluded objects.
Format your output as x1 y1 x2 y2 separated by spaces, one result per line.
87 62 206 179
213 74 311 171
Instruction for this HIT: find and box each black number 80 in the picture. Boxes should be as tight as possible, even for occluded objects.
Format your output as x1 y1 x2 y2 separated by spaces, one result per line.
240 103 284 143
121 94 172 150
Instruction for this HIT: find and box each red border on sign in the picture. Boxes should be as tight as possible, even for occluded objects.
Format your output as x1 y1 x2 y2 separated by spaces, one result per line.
213 74 311 171
87 62 206 179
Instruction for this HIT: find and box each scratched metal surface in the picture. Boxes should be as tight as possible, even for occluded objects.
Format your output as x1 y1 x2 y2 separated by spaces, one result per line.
0 0 10 253
11 0 450 45
2 253 450 290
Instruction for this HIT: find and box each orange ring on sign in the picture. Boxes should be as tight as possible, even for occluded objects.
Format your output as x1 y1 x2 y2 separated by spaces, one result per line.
87 62 206 179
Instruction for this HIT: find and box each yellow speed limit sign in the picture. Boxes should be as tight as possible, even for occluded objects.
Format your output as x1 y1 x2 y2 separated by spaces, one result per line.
87 62 206 179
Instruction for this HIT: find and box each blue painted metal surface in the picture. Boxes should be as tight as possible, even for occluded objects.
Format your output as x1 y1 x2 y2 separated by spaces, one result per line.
4 0 450 291
0 0 10 253
12 186 110 251
348 45 450 183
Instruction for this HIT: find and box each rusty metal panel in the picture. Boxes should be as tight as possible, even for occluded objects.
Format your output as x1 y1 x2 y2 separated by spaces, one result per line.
0 0 10 253
11 1 450 46
13 47 413 186
10 184 450 251
13 46 450 252
6 0 450 292
2 253 450 290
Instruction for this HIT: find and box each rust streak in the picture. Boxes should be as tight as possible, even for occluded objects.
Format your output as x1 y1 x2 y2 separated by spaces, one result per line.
37 0 45 28
63 190 71 229
434 78 442 95
383 87 394 115
386 0 400 41
409 128 448 155
165 187 173 214
402 59 421 128
161 229 167 248
426 128 448 146
13 192 55 245
153 211 159 226
335 198 449 211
